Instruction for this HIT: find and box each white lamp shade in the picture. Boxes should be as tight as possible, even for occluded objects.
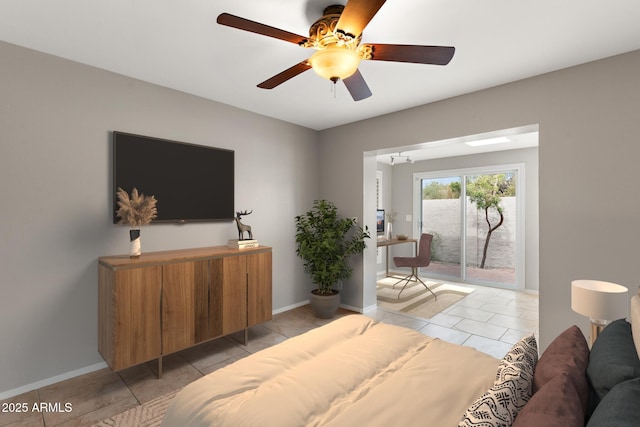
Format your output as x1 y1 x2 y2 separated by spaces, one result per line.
571 280 629 321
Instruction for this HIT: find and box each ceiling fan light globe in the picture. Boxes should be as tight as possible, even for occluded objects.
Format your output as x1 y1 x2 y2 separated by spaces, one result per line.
309 47 361 81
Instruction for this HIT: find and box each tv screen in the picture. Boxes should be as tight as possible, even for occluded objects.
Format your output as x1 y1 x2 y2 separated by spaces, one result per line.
113 131 234 223
376 209 385 235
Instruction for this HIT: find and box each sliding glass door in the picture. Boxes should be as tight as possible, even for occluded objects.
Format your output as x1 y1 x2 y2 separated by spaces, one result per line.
413 165 523 289
419 176 462 278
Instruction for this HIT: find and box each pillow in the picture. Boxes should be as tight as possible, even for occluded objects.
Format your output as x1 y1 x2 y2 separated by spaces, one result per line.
459 335 537 427
586 377 640 427
512 373 584 427
533 325 589 414
631 293 640 359
587 319 640 413
500 333 538 370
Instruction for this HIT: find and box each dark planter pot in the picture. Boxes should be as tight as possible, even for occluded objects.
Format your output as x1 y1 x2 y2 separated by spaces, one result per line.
309 289 340 319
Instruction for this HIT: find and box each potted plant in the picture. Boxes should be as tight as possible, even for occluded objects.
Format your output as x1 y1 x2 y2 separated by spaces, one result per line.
294 199 370 318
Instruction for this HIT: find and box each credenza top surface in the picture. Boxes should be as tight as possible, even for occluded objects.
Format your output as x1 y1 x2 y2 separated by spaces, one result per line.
99 245 272 270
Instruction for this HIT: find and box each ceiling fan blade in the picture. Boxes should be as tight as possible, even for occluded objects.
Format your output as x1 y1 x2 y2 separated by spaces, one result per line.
336 0 386 38
257 61 312 89
363 44 455 65
343 69 372 101
217 13 308 45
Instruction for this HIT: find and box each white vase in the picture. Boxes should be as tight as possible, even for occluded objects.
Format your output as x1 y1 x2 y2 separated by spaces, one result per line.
129 229 141 258
387 222 393 240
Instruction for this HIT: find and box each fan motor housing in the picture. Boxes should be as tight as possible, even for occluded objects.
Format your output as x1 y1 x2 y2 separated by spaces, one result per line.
303 4 361 51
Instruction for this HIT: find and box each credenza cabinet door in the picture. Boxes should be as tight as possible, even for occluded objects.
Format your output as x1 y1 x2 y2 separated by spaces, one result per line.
98 265 162 371
210 256 248 337
162 260 209 354
247 252 272 326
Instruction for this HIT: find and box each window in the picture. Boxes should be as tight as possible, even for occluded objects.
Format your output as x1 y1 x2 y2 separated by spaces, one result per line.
413 164 524 289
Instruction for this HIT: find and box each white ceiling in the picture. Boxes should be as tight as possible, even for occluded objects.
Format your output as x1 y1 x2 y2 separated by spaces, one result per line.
1 0 640 131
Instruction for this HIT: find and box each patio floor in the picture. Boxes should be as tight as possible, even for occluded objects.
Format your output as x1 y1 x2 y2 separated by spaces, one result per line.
422 261 516 285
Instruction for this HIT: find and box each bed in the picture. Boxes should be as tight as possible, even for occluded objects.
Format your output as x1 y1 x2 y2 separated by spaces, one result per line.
162 293 640 427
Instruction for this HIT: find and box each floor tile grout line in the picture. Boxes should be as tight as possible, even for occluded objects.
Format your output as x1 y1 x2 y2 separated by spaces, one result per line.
36 389 46 427
117 370 142 407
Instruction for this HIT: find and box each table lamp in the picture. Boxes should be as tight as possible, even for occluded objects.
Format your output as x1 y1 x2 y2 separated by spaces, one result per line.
571 279 629 346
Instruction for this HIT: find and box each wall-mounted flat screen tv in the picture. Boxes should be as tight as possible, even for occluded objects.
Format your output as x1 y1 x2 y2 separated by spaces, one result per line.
113 131 234 223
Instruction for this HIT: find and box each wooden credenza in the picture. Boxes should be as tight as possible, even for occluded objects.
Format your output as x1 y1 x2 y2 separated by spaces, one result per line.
98 245 272 374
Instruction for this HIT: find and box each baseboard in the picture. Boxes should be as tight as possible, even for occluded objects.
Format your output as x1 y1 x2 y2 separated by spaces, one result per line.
272 300 309 315
0 361 108 401
339 303 364 313
273 300 366 315
362 303 378 313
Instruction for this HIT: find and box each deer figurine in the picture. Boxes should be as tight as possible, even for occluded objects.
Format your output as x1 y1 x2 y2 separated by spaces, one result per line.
234 210 253 240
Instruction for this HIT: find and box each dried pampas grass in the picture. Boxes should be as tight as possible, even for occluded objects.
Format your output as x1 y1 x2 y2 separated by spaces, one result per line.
116 187 158 227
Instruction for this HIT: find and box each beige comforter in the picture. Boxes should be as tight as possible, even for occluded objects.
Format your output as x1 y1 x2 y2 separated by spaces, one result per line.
161 314 499 427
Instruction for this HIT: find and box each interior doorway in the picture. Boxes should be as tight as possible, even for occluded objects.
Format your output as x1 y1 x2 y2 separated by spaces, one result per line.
365 127 539 350
369 126 538 296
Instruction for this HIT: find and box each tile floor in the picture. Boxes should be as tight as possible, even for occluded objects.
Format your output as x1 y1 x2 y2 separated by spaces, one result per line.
1 283 537 427
371 281 539 359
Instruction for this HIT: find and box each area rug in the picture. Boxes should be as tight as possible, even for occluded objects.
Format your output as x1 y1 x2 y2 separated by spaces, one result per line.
92 389 179 427
377 277 475 319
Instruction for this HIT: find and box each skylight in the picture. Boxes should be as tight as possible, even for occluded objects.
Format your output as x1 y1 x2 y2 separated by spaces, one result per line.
464 136 511 147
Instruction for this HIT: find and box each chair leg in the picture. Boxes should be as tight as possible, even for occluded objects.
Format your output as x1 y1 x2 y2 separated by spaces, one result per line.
396 275 415 298
416 276 437 300
392 273 414 289
394 268 437 300
392 270 418 298
391 267 437 299
395 267 421 299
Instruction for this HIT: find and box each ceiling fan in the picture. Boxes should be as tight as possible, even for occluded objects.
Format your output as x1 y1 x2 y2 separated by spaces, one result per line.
216 0 455 101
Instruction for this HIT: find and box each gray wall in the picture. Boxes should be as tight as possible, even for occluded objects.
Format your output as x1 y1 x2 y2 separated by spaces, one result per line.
320 50 640 351
0 41 319 397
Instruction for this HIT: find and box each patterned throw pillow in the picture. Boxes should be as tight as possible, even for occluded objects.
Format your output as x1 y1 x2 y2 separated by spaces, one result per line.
459 335 538 427
500 334 538 370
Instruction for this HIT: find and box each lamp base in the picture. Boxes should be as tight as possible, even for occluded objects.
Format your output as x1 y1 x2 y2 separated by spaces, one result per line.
589 319 608 347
